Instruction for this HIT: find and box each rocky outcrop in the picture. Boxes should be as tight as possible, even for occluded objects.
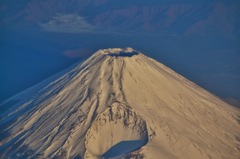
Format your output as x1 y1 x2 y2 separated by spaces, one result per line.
84 102 148 159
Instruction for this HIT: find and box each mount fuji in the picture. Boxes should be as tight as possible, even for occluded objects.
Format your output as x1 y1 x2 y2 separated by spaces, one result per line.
0 48 239 159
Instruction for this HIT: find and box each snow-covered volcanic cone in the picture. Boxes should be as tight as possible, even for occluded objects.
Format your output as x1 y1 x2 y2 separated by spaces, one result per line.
0 48 239 159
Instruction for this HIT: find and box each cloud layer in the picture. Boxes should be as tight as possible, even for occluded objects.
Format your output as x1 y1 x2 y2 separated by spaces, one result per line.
63 48 93 59
40 14 95 33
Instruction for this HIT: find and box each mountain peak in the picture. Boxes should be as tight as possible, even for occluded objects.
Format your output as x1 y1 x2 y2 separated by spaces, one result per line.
100 47 139 57
0 48 240 159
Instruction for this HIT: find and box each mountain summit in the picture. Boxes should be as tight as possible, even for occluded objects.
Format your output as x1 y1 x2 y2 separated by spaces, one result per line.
0 48 240 159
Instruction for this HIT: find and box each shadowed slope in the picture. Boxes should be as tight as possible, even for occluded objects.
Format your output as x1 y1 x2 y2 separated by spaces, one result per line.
102 140 147 158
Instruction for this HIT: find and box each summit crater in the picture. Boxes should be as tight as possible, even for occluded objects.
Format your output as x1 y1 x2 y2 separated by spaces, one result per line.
100 47 139 57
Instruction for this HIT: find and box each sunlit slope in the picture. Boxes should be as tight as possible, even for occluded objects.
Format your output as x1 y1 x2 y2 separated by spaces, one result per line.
0 48 239 159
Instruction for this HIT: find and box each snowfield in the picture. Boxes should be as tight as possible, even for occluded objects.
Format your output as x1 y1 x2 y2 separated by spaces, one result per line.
0 48 240 159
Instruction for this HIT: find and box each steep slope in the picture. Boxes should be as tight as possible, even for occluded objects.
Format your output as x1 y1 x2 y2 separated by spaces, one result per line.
0 48 240 159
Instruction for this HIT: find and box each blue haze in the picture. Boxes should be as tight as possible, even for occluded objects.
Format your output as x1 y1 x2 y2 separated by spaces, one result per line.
0 0 239 102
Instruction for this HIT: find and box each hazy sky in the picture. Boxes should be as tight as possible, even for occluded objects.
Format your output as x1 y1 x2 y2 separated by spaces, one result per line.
0 0 239 102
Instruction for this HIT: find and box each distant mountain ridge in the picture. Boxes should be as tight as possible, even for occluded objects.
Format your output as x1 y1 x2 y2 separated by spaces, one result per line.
1 0 240 36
